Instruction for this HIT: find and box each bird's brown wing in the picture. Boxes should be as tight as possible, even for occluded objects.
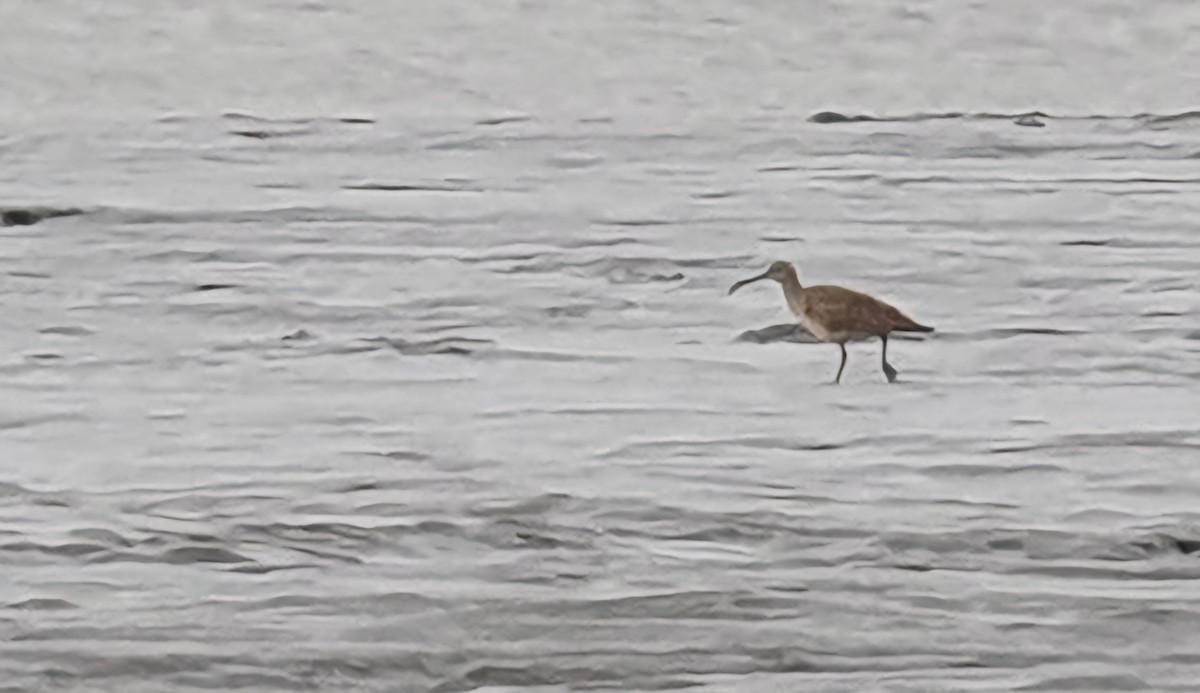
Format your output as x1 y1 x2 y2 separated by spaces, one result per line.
803 285 920 336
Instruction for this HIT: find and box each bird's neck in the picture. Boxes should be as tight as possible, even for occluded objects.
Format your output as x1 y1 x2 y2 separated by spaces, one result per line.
781 267 803 292
780 268 805 314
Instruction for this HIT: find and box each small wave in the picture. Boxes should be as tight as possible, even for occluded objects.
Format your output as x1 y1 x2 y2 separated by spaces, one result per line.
476 114 533 126
1 541 104 559
0 411 89 432
591 216 678 227
807 109 1200 126
530 589 796 621
920 463 1066 477
217 110 375 125
159 111 377 139
160 547 252 564
354 336 496 357
38 325 95 336
239 591 441 615
228 127 312 140
89 205 501 227
1017 673 1147 692
494 255 750 284
938 326 1089 342
342 180 485 193
0 482 32 498
600 433 939 459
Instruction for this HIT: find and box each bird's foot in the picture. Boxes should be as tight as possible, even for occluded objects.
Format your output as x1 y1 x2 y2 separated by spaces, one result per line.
883 363 898 384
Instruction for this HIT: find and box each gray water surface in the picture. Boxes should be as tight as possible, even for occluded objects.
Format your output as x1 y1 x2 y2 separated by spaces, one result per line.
3 2 1200 691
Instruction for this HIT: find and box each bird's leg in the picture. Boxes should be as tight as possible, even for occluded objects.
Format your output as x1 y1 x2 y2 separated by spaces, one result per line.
881 335 898 384
834 343 848 384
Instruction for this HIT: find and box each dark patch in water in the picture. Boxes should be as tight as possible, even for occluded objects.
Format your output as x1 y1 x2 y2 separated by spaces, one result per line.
229 124 316 139
358 336 495 356
0 482 31 498
1056 176 1200 185
993 431 1199 454
558 235 639 249
979 327 1088 339
355 450 430 463
470 493 575 518
426 135 490 151
161 547 252 564
6 598 77 610
808 109 1011 124
758 163 800 172
545 304 592 318
592 217 675 227
39 325 94 336
808 111 868 124
1140 110 1200 125
1 542 104 557
25 353 64 361
343 181 482 193
1 207 84 227
1061 239 1113 246
808 109 1200 127
1172 538 1200 555
922 463 1065 476
601 434 936 459
1017 673 1147 691
221 111 303 123
477 114 532 126
226 564 312 575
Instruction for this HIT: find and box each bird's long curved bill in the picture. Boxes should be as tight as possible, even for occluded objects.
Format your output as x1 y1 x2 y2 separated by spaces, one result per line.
728 271 769 295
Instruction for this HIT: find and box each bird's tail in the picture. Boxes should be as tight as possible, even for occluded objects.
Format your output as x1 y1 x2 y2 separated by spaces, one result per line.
896 322 934 333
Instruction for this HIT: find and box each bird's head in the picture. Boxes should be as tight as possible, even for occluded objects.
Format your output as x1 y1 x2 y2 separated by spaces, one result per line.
728 261 794 295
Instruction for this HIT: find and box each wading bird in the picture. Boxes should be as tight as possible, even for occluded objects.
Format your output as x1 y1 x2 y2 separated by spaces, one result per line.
729 261 933 384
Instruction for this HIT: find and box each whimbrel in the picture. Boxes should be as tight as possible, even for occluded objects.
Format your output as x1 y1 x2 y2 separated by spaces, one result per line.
728 261 933 384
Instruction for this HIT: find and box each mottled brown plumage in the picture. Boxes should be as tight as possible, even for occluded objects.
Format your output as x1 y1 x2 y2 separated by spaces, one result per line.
728 260 933 383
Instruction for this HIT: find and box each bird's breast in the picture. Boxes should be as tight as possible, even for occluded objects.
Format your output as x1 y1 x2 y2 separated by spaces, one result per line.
797 311 833 342
787 295 832 342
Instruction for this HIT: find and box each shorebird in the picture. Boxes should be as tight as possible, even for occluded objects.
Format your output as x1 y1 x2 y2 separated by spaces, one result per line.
728 261 933 384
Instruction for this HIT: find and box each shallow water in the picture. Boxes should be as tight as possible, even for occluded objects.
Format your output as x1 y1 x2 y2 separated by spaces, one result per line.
3 2 1200 691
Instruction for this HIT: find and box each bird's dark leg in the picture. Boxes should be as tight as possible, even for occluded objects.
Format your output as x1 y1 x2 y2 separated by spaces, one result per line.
834 343 848 384
881 334 898 383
